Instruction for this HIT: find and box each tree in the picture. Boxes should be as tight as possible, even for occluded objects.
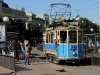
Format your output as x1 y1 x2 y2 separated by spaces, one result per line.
77 18 99 34
28 20 45 37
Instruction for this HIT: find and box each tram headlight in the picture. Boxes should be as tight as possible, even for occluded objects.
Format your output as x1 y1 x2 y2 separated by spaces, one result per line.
72 52 75 55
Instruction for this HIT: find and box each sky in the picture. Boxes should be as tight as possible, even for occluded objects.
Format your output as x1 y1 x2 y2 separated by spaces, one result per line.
4 0 99 24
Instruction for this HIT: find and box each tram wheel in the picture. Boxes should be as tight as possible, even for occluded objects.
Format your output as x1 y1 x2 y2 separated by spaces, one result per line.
48 56 53 63
46 54 49 62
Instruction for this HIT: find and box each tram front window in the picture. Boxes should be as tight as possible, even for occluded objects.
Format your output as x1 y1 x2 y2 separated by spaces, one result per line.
60 31 67 43
68 31 77 43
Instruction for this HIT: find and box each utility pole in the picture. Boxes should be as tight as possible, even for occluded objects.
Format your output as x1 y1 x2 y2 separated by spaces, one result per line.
99 0 100 33
77 10 79 15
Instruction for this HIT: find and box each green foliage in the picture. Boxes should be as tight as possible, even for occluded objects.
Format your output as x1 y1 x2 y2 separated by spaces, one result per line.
79 18 99 34
29 20 45 33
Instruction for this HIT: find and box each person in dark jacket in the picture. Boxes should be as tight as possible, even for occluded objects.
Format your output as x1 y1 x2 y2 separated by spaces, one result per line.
16 40 21 60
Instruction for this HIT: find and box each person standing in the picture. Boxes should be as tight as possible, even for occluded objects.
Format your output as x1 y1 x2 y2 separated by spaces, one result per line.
16 40 21 60
20 41 25 60
24 39 30 65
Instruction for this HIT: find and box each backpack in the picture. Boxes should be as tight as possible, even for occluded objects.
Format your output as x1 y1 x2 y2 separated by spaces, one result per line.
26 51 30 58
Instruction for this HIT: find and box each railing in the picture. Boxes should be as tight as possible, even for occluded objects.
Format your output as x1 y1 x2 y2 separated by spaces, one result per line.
0 53 15 72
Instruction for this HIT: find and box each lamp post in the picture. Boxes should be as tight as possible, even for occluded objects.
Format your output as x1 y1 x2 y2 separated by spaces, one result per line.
3 16 9 54
26 22 28 30
82 21 83 29
90 28 93 34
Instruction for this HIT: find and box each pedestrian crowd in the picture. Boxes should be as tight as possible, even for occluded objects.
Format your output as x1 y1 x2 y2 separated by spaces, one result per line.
0 38 40 65
16 39 31 65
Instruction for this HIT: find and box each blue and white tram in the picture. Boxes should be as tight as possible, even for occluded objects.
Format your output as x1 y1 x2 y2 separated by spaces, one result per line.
43 24 84 63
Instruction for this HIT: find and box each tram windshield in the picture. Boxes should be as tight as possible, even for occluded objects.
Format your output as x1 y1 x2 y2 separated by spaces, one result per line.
68 31 77 43
59 31 77 43
60 31 67 43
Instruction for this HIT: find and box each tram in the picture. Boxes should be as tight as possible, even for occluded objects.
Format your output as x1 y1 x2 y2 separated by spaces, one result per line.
43 3 84 63
83 34 100 51
43 21 84 63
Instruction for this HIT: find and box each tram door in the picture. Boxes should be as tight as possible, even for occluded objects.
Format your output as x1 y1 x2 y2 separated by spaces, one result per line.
49 32 56 51
57 31 67 58
45 32 56 51
67 31 78 58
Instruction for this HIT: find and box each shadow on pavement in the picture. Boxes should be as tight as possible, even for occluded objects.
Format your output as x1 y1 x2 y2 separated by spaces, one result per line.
15 65 32 72
15 62 23 64
30 53 40 58
0 73 12 75
55 58 92 66
30 53 46 61
56 69 67 72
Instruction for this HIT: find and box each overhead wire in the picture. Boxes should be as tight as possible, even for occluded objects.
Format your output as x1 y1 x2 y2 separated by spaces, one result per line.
72 2 99 15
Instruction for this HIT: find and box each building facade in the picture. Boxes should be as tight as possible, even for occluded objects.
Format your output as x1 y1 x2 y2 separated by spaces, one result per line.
26 11 36 21
36 14 49 21
0 0 26 18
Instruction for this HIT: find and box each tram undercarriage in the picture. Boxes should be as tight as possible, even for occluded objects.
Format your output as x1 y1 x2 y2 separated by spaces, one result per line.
44 50 83 64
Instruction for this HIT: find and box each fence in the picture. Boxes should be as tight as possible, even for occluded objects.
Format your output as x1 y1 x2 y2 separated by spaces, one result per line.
0 54 15 72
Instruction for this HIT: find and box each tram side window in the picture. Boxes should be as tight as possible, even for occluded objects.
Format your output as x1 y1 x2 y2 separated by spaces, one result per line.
68 31 77 43
78 31 82 43
46 33 48 43
48 34 50 43
88 36 95 48
97 37 100 44
51 32 54 43
60 31 67 43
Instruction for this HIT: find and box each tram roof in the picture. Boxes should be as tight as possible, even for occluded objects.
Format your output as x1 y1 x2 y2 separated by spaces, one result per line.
46 25 81 32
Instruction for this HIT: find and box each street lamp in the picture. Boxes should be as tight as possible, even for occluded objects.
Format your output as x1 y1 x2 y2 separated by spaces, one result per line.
3 16 9 54
26 22 28 30
39 24 40 26
82 21 83 29
90 28 93 34
3 16 9 23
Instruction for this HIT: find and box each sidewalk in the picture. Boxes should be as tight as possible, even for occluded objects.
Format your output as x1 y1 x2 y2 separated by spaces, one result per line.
0 66 16 75
0 47 46 75
15 48 67 75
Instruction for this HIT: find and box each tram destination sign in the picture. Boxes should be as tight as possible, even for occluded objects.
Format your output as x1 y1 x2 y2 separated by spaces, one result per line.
66 22 78 25
46 27 53 31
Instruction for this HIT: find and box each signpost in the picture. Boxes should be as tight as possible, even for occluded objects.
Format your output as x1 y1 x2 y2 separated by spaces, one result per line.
0 25 6 48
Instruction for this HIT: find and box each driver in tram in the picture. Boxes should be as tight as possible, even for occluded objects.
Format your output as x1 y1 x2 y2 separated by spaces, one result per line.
65 34 73 43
